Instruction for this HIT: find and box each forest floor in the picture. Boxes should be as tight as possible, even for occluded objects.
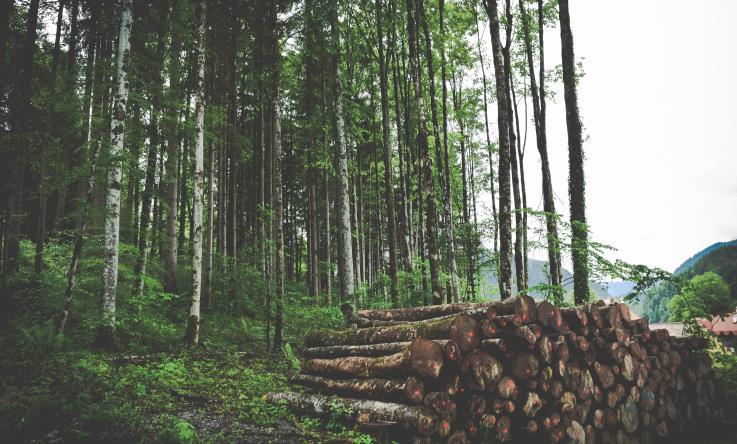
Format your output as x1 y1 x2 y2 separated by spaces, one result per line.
0 238 374 443
2 238 737 443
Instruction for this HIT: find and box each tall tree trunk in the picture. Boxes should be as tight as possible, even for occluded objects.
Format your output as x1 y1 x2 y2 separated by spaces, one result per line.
376 0 399 308
50 0 65 86
417 0 457 304
132 103 159 298
331 0 356 316
164 1 182 293
519 0 562 297
57 38 98 333
510 76 529 291
325 171 332 305
133 18 166 298
406 0 442 305
99 0 133 345
185 0 206 346
559 0 589 304
473 6 498 255
204 137 214 307
58 141 101 333
449 73 470 301
501 0 525 295
438 0 460 304
482 0 512 300
271 0 285 350
389 24 412 272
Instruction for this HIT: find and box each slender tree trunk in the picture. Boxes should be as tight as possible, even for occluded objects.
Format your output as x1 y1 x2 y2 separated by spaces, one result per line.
99 0 133 345
204 137 214 307
474 6 498 255
132 103 159 298
375 0 399 308
500 0 525 295
58 141 101 333
133 20 166 298
438 0 461 304
406 0 442 305
559 0 589 304
519 0 562 296
271 0 285 350
325 171 332 305
390 28 412 272
331 0 356 316
449 73 471 300
164 2 181 293
416 0 457 304
50 0 65 86
185 0 206 346
482 0 512 300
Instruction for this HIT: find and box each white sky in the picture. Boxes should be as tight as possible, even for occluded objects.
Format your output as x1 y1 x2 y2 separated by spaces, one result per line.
478 0 737 273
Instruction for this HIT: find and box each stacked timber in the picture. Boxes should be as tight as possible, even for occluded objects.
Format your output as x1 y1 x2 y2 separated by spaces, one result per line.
265 297 724 443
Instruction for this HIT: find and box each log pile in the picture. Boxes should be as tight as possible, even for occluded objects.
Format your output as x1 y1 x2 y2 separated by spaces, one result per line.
265 297 725 443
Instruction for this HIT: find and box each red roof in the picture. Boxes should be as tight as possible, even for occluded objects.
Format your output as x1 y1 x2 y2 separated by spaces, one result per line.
698 314 737 336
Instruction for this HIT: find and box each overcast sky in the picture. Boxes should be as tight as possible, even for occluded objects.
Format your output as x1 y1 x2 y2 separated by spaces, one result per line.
479 0 737 273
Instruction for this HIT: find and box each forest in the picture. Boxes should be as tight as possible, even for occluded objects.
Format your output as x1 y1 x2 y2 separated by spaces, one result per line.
1 0 736 442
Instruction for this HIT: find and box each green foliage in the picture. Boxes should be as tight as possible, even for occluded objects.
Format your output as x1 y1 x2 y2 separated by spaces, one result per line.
0 239 354 442
643 242 737 322
667 272 731 322
157 419 199 444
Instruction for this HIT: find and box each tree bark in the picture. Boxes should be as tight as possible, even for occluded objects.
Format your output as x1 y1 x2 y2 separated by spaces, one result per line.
559 0 589 304
99 0 133 344
264 392 438 437
271 0 285 351
482 0 513 300
185 0 206 347
376 0 399 308
57 140 100 333
417 0 459 304
406 0 442 305
331 0 356 314
291 374 425 404
473 6 498 256
302 338 444 379
518 0 562 297
163 0 182 293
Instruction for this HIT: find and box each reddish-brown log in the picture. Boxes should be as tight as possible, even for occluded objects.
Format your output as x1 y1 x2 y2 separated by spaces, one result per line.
538 300 566 332
463 350 504 391
449 314 481 352
424 391 452 415
511 353 540 379
496 415 512 442
497 376 517 399
443 340 461 362
302 338 444 379
468 394 486 417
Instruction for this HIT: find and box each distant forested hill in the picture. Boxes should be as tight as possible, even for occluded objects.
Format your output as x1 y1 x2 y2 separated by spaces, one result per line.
673 240 737 275
643 240 737 322
481 258 609 300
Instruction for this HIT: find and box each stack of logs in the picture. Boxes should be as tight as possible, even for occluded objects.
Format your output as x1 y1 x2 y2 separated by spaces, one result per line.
265 297 723 443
